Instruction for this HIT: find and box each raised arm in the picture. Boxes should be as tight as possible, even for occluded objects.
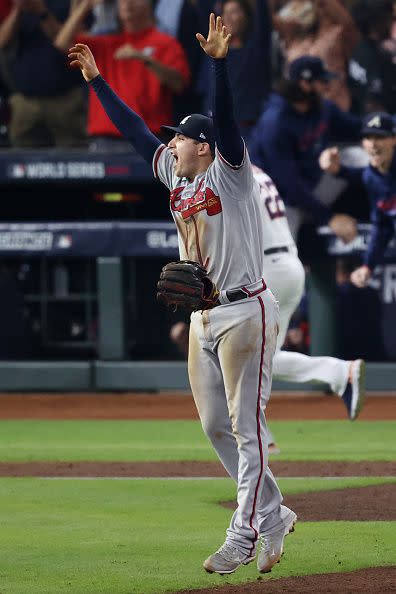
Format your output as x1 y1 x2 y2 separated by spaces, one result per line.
250 122 332 221
0 5 21 49
319 146 364 185
314 0 359 56
250 124 357 242
27 0 65 41
54 0 92 53
196 13 244 166
68 43 161 163
0 0 64 49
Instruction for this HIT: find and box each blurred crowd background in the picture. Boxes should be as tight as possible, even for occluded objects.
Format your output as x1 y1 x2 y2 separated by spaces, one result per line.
0 0 394 363
0 0 394 148
0 0 396 150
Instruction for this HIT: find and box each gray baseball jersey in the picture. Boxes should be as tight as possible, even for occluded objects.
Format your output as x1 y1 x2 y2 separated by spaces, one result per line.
154 144 268 291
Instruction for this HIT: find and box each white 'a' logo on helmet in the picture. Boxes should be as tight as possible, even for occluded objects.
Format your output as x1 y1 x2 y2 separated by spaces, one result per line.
367 115 381 128
180 115 192 124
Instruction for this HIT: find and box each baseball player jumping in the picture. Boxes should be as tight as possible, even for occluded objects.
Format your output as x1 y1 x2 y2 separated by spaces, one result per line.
68 13 296 576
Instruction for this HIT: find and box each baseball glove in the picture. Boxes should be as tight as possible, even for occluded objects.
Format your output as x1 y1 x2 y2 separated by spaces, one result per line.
156 260 219 312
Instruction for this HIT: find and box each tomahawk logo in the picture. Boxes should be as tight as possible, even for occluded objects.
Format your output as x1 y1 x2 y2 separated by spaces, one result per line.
367 115 381 129
180 115 192 124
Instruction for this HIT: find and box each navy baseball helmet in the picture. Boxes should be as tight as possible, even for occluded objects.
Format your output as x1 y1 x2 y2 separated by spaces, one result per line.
361 112 396 137
161 114 215 149
288 56 339 82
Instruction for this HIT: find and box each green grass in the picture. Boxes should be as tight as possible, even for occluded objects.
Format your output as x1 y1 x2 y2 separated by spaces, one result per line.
0 477 394 594
0 420 395 462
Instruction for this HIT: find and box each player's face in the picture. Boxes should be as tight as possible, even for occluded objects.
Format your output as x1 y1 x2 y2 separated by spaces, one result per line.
168 134 202 178
222 1 248 37
362 135 396 169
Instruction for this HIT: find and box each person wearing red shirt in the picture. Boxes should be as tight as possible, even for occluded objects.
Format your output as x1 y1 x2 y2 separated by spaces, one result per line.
55 0 190 146
0 0 12 22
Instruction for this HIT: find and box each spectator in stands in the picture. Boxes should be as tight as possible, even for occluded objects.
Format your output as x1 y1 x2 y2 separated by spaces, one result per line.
154 0 203 119
348 0 396 116
89 0 117 35
320 112 396 288
55 0 190 150
249 55 361 242
273 0 360 111
197 0 273 141
0 0 87 148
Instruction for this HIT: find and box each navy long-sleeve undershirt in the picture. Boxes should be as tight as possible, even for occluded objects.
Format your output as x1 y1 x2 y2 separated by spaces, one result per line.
213 59 244 166
88 57 244 169
89 75 161 164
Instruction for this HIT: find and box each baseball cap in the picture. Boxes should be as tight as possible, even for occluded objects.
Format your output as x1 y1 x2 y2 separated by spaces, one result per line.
288 56 339 82
161 114 215 149
361 112 396 137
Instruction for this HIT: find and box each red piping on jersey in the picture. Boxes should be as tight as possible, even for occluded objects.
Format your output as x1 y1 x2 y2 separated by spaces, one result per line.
248 295 266 554
192 215 204 266
216 144 246 170
242 279 267 297
153 144 166 178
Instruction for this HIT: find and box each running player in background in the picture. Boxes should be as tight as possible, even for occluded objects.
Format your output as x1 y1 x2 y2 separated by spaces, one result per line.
68 13 296 576
252 164 366 451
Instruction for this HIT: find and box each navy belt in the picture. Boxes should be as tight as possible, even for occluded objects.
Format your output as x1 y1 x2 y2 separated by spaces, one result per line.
213 289 250 306
225 288 249 302
215 279 267 306
264 246 289 256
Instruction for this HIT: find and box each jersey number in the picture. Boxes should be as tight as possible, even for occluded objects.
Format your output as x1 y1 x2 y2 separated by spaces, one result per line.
260 179 286 220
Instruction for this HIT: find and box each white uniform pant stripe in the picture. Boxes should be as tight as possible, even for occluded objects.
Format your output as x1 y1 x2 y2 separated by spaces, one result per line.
188 292 282 554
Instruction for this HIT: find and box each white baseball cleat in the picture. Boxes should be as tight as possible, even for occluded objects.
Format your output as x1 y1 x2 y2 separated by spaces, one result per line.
203 542 255 575
341 359 366 420
257 505 297 573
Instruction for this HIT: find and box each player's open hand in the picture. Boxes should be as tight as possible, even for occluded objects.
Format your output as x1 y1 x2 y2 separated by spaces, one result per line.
196 13 231 59
350 265 371 288
68 43 99 82
329 213 357 244
319 147 341 174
